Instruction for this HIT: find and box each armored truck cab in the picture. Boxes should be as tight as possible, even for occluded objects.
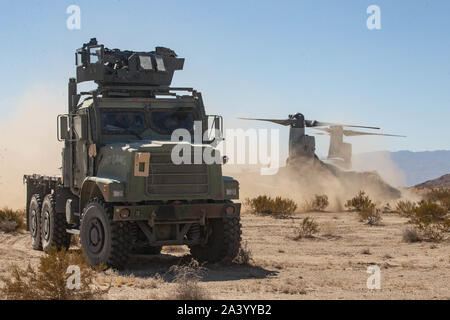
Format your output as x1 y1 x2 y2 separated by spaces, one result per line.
24 39 241 269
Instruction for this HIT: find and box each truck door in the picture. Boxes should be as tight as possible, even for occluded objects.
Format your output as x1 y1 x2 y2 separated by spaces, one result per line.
72 113 89 189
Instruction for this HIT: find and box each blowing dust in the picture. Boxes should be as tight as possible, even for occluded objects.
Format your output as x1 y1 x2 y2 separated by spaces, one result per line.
0 88 408 211
0 87 64 209
352 151 406 188
224 157 405 212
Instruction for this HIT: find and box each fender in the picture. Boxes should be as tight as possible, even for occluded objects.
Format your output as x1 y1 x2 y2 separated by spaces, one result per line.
79 176 126 213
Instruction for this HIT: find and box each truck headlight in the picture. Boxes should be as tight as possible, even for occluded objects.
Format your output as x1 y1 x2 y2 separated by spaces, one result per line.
226 188 237 196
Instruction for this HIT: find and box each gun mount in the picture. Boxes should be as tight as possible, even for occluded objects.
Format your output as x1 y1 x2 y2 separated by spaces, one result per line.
75 38 184 89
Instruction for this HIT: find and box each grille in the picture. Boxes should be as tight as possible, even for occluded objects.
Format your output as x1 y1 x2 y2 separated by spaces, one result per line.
147 153 208 195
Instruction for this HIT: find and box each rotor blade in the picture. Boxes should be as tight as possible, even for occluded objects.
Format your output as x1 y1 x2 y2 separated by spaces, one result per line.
238 117 294 126
311 127 405 138
342 130 406 137
306 120 380 130
311 127 332 134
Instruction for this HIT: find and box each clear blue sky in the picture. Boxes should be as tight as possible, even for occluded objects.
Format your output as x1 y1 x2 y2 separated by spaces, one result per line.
0 0 449 157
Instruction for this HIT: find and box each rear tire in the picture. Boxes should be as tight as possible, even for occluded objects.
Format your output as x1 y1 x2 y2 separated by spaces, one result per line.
28 194 42 251
41 194 71 253
189 216 242 263
80 198 131 269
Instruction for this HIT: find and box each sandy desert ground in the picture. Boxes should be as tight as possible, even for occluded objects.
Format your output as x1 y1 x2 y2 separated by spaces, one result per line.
0 210 449 300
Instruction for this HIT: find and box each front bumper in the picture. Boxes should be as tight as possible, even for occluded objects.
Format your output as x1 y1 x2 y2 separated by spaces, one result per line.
113 202 241 223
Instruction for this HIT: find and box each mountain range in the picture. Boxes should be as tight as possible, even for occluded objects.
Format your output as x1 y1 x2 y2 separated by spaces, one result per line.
352 150 450 187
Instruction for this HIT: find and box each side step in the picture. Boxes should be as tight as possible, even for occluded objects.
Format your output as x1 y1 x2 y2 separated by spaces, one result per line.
66 229 80 235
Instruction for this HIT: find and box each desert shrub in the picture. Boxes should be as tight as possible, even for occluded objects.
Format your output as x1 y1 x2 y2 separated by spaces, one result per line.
245 195 297 218
395 200 417 217
0 208 25 233
233 242 253 265
302 194 329 212
294 217 319 240
409 200 450 242
426 188 450 211
345 192 382 225
0 248 108 300
402 228 421 243
357 203 383 226
168 259 209 300
244 195 271 214
382 203 394 213
345 191 373 212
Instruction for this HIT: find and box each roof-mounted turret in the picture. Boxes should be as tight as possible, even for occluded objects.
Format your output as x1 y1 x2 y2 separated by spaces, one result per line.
75 38 184 88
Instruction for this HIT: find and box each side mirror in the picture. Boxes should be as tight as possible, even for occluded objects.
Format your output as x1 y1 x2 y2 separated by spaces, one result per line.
57 115 69 141
214 116 221 131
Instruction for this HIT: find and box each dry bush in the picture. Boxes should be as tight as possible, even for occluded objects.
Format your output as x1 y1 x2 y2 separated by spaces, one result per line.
345 191 373 212
302 194 329 212
395 200 417 217
145 274 164 289
127 273 164 290
410 200 450 242
357 203 383 226
294 217 319 240
233 242 253 265
402 228 421 243
345 192 382 226
168 259 209 300
426 188 450 211
382 203 395 213
245 195 297 218
0 207 25 233
0 248 108 300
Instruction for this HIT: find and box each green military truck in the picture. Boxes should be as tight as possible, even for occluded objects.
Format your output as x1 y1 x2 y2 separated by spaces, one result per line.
24 39 241 269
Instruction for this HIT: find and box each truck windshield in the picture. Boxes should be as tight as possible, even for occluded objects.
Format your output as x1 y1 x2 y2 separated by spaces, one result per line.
150 110 195 134
101 111 146 134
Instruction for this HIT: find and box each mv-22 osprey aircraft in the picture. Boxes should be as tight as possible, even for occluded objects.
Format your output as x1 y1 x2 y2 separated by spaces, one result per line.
240 113 404 169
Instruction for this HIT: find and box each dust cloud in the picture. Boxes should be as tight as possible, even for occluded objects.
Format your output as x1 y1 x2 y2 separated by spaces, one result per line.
224 158 403 212
352 151 406 188
0 88 408 211
0 87 64 209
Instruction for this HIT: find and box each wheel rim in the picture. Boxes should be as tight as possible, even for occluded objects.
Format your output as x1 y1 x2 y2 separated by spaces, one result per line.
43 211 50 241
87 218 105 254
30 209 37 237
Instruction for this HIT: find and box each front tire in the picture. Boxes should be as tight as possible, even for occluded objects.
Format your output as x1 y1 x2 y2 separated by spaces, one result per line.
41 194 71 253
80 198 131 269
28 194 42 251
189 216 242 263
